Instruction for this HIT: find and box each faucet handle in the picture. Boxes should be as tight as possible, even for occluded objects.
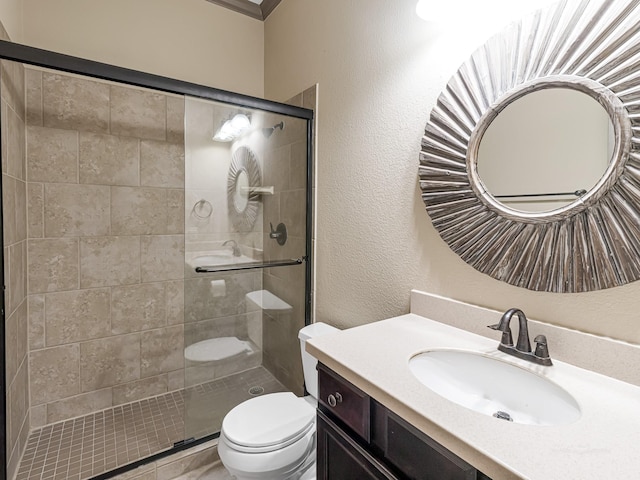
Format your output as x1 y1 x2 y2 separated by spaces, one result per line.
534 335 551 360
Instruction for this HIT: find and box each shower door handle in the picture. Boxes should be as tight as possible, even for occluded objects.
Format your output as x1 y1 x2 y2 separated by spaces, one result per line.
195 257 305 273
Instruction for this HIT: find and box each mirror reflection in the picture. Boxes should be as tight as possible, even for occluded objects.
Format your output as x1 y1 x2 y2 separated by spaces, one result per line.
234 169 250 212
477 88 614 213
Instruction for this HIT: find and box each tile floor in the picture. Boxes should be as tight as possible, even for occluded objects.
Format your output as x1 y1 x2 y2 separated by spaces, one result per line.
15 367 287 480
111 438 232 480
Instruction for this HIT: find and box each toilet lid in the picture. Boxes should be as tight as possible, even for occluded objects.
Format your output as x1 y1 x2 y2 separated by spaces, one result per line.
222 392 315 451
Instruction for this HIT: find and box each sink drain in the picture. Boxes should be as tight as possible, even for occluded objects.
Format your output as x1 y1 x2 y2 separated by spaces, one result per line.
249 386 264 395
493 411 513 422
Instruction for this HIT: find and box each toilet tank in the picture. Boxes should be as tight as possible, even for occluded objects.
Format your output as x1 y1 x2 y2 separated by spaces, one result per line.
298 322 339 399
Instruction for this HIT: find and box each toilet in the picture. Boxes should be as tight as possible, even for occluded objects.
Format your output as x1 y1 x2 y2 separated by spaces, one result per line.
218 322 339 480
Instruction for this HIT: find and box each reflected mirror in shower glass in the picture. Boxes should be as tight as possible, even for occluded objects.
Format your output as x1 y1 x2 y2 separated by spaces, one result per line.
234 169 250 212
477 88 614 213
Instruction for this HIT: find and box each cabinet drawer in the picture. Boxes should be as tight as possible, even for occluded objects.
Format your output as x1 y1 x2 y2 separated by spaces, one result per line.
318 363 370 442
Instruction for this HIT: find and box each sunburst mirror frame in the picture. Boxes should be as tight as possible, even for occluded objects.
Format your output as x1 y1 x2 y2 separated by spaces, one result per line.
419 0 640 293
228 146 262 231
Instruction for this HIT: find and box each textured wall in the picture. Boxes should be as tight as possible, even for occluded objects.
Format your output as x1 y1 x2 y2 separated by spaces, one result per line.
2 50 29 480
25 68 186 427
21 0 264 97
264 0 640 344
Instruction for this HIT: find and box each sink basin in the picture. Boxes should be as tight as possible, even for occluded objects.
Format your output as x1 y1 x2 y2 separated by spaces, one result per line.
185 251 255 269
409 350 581 426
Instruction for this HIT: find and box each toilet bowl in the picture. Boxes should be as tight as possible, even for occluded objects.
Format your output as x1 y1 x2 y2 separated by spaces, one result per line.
218 322 339 480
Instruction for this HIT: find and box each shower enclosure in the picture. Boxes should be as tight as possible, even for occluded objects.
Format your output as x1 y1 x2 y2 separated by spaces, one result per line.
0 41 314 480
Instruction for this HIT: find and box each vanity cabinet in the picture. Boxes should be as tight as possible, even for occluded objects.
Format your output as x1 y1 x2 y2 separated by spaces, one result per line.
317 363 492 480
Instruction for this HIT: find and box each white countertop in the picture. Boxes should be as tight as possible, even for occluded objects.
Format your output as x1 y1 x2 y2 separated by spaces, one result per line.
306 314 640 480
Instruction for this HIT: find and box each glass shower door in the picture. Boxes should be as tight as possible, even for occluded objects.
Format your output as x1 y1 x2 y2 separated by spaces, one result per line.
182 96 310 441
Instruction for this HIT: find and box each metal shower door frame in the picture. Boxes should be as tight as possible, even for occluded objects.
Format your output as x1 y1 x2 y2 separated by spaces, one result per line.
0 39 314 480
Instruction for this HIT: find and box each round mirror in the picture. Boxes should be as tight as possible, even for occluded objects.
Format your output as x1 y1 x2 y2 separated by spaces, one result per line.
477 88 614 213
227 146 262 231
418 0 638 293
234 169 250 212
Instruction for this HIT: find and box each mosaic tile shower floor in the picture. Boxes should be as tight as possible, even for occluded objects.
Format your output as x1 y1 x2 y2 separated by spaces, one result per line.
15 367 287 480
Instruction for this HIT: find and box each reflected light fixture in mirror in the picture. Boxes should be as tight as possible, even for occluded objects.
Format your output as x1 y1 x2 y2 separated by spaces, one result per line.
213 113 251 142
477 88 614 213
233 170 250 212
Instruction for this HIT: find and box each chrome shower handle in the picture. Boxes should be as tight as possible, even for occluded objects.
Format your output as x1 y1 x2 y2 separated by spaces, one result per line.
269 222 287 245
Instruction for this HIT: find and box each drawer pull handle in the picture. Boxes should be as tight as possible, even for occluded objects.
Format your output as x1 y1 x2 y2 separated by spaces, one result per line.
327 392 343 407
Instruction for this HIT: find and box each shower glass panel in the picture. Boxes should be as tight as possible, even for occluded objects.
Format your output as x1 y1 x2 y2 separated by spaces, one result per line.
12 66 190 479
183 97 310 441
1 38 312 480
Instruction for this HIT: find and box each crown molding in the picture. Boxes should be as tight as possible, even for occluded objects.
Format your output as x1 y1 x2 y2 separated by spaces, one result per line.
205 0 282 20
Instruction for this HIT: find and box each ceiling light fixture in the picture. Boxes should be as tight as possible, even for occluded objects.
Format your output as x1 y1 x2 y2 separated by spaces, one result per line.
415 0 471 23
415 0 430 21
213 113 252 142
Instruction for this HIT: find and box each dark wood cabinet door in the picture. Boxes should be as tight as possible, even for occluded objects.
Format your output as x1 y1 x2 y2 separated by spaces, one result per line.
377 407 477 480
317 410 398 480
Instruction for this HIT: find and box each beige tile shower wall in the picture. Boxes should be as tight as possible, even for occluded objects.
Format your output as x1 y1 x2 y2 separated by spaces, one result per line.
261 86 316 396
1 42 29 480
25 68 186 427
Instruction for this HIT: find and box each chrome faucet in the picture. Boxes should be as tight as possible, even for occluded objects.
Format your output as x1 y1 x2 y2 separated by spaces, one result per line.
222 239 241 257
488 308 552 366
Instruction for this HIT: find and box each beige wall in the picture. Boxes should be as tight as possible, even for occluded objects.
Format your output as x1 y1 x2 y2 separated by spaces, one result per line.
264 0 640 345
8 0 640 361
0 0 21 43
21 0 264 97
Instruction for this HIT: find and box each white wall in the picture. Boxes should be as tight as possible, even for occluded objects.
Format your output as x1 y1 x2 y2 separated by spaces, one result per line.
264 0 640 344
21 0 264 97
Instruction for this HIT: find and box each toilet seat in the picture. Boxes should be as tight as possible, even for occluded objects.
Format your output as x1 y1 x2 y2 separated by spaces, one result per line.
221 392 315 454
